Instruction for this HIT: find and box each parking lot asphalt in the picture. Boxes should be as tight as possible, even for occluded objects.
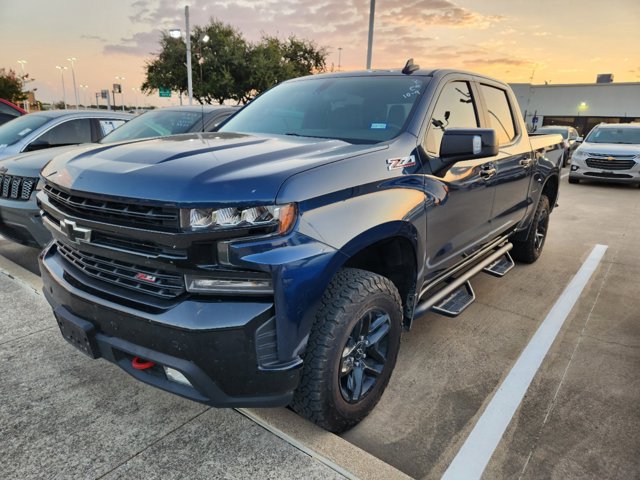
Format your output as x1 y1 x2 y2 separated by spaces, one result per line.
1 175 639 479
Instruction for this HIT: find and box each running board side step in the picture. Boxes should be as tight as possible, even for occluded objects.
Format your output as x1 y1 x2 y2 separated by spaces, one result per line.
413 242 513 319
431 281 475 317
483 252 515 277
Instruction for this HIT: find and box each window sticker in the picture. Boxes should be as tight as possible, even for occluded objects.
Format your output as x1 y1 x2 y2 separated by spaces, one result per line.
371 123 387 129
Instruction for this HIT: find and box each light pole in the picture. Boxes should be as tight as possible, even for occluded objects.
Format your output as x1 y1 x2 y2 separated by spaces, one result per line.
79 84 89 108
338 47 343 71
67 57 79 110
366 0 376 69
115 76 126 111
169 5 193 105
131 87 140 111
55 65 68 109
17 60 28 111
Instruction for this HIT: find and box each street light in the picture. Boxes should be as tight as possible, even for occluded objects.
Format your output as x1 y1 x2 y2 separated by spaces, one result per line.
67 57 79 110
115 76 126 111
55 65 68 109
17 60 28 111
366 0 376 69
79 84 89 108
168 6 193 105
131 87 140 111
338 47 343 71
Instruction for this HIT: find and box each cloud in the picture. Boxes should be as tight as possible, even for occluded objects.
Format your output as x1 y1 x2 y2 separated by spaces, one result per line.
463 57 531 67
81 34 108 42
103 30 164 56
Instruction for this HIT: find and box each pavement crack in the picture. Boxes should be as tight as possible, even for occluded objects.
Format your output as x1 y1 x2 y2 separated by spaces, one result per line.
95 407 211 479
0 324 57 347
518 256 615 480
580 334 640 350
475 301 538 322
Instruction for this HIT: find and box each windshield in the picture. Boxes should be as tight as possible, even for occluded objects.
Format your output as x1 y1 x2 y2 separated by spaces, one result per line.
585 127 640 144
0 114 50 146
538 128 568 139
219 76 429 144
101 109 208 143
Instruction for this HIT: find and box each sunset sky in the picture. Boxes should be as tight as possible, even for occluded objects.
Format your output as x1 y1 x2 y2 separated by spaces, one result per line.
1 0 638 107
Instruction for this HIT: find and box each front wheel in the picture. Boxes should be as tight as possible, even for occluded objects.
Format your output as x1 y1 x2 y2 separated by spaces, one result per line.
511 194 550 264
291 268 402 433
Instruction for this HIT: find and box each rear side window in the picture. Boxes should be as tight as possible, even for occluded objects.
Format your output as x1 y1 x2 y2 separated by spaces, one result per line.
424 80 479 156
480 84 517 145
33 119 92 147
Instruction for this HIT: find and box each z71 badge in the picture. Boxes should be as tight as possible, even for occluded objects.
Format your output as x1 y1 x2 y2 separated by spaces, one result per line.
386 155 416 171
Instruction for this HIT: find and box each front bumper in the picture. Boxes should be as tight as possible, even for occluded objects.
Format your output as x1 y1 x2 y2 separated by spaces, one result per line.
40 243 302 407
570 157 640 184
0 196 51 247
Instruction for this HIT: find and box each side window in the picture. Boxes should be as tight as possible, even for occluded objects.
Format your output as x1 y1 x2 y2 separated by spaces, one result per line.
33 119 92 147
424 81 479 157
99 119 126 137
480 84 517 145
0 102 20 117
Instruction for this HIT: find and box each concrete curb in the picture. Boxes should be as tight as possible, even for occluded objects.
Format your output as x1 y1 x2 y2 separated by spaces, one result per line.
0 254 43 295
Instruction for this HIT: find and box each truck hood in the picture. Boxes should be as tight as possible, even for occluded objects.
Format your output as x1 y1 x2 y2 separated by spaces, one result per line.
0 145 90 178
579 142 640 156
41 132 386 206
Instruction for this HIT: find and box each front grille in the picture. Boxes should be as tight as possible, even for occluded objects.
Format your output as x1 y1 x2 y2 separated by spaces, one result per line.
44 184 180 230
587 152 635 159
57 241 185 299
0 174 37 201
585 158 636 170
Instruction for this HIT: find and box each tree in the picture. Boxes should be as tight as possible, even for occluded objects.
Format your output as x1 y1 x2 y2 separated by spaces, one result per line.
142 18 328 105
0 69 26 103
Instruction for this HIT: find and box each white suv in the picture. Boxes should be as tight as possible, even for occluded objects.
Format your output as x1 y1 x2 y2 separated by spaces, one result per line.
569 123 640 186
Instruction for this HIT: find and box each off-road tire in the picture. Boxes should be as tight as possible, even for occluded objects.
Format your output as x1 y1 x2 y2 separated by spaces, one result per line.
511 194 550 264
291 268 402 433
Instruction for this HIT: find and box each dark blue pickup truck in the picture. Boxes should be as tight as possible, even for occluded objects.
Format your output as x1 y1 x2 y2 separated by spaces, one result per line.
37 63 563 432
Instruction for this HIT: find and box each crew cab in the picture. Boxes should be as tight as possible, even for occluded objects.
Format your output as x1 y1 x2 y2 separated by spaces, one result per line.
38 64 563 432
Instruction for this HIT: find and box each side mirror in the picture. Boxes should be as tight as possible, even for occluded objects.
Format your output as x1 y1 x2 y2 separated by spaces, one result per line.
440 128 499 164
575 136 583 143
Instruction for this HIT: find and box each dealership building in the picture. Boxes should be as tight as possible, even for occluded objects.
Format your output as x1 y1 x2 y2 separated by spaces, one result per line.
510 80 640 136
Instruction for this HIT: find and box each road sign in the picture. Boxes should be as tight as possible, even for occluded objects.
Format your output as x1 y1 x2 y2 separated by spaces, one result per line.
532 116 539 125
113 84 122 94
159 88 171 98
100 90 109 99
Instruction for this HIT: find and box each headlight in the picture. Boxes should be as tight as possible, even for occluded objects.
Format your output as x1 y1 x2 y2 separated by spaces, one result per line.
181 203 297 234
571 150 587 161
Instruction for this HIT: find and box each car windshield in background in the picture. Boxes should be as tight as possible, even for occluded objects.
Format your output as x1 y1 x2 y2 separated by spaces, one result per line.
101 110 207 143
0 115 50 146
585 127 640 144
538 128 568 139
219 76 430 144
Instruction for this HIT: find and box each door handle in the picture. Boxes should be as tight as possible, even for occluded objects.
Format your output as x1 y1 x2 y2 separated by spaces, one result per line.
520 158 534 167
480 168 496 178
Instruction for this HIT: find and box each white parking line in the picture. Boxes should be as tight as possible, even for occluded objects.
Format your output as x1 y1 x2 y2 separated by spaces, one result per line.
442 244 608 480
561 172 569 178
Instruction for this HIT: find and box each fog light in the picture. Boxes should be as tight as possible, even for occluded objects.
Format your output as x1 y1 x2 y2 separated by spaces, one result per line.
571 165 579 171
185 275 273 295
164 367 192 387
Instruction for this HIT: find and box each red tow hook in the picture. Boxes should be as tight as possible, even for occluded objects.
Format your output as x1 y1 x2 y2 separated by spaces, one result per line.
132 357 156 370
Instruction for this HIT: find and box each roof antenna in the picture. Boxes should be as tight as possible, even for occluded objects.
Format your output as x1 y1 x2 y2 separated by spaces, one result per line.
402 58 419 75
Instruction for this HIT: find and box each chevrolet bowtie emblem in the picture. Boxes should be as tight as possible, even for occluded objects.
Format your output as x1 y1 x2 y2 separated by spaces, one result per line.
606 156 615 161
59 219 92 244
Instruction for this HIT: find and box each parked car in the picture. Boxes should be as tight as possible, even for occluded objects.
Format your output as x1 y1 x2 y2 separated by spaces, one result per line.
0 99 27 126
569 123 640 186
0 110 132 161
37 65 563 433
0 106 237 247
531 125 579 167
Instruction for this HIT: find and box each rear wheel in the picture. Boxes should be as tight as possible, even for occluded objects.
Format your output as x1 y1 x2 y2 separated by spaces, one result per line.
292 268 402 433
511 194 550 264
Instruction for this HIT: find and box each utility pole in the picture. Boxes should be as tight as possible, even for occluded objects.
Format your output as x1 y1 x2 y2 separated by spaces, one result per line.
185 5 193 105
366 0 376 69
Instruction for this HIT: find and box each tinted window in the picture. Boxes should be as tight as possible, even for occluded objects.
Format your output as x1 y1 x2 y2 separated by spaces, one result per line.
0 114 50 146
480 84 517 145
424 81 479 156
0 102 21 117
585 127 640 144
219 76 430 144
33 119 92 147
102 110 206 143
538 128 568 139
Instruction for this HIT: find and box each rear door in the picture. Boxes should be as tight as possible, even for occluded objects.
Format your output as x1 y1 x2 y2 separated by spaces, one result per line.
421 77 497 279
476 81 533 231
